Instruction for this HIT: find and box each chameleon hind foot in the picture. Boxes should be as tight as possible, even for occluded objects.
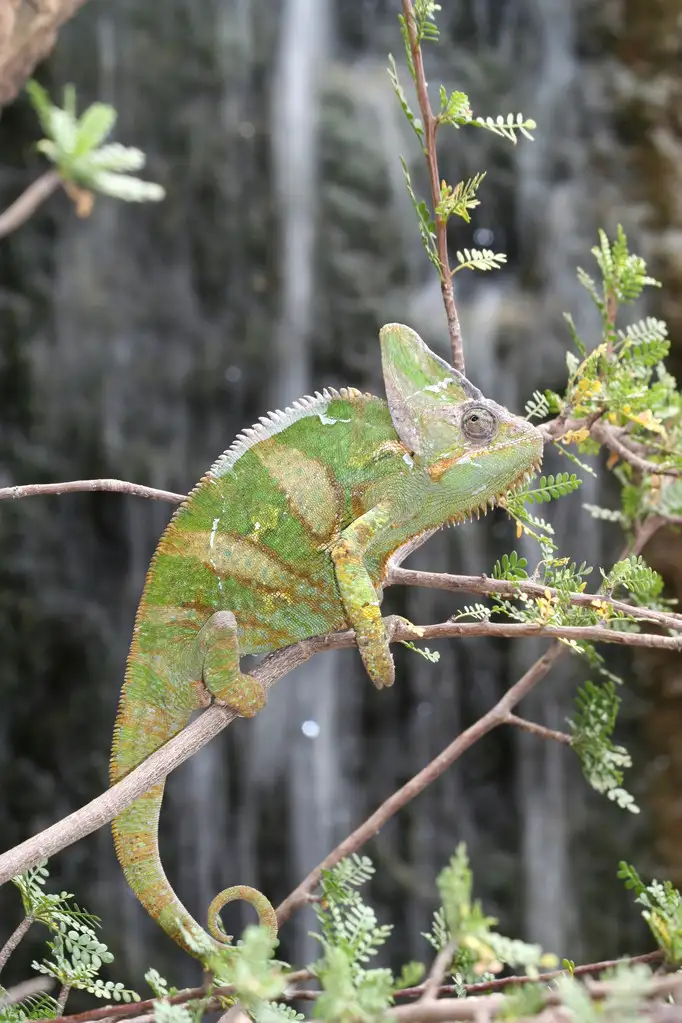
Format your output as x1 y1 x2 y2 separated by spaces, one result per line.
207 885 278 944
198 611 267 718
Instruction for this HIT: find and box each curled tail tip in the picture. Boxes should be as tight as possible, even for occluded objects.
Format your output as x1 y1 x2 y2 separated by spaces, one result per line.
207 885 278 945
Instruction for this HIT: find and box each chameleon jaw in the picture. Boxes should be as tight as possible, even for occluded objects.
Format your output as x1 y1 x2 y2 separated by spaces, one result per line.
447 456 543 526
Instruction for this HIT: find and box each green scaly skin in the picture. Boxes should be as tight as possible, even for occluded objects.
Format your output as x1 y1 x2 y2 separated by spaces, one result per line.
110 323 543 959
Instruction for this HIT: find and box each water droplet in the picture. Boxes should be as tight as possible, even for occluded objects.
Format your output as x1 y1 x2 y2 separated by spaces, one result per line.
225 365 242 383
301 719 320 739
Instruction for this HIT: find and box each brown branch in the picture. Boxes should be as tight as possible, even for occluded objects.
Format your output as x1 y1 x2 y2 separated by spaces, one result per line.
401 0 463 372
0 0 93 106
0 634 320 884
38 971 312 1023
5 597 679 888
504 714 572 745
0 170 61 238
420 942 457 1003
0 915 33 976
387 566 682 633
0 479 185 504
591 421 681 477
401 619 682 651
275 641 564 924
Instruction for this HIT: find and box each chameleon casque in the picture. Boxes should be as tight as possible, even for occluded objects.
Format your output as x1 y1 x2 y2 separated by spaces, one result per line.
110 323 543 959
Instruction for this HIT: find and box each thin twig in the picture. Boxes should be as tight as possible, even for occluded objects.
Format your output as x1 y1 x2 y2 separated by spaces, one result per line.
0 915 33 975
3 603 679 887
0 479 185 504
387 566 682 633
275 641 564 924
420 942 457 1002
37 971 312 1023
291 947 663 1000
402 0 463 372
591 422 681 477
504 714 572 745
56 985 71 1015
0 171 62 238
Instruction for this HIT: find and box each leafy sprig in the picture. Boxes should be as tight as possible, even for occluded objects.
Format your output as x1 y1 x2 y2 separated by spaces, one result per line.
26 81 164 205
618 863 682 963
423 845 557 988
568 681 638 813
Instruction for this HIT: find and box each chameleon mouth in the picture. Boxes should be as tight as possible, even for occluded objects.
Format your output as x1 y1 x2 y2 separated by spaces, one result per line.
447 456 543 526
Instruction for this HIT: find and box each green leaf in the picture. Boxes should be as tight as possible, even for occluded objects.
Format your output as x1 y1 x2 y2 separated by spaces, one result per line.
89 171 165 202
516 473 582 505
400 158 440 273
492 552 528 581
48 108 78 157
472 112 536 143
569 681 638 813
387 55 423 142
74 103 117 156
453 247 507 273
25 80 55 137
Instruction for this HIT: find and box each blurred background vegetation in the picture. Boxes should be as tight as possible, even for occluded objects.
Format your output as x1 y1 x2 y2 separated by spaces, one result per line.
1 0 681 991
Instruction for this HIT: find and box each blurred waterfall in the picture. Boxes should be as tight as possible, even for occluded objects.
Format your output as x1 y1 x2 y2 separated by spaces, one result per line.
0 0 654 988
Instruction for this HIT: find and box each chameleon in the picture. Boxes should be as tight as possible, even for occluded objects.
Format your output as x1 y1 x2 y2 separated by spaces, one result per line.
110 322 543 959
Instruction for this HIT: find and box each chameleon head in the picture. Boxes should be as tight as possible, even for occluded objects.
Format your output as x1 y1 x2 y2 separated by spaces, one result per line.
379 323 543 516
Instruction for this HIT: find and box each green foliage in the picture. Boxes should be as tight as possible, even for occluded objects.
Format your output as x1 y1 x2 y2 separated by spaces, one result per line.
452 602 492 622
12 861 98 931
26 81 164 203
32 928 138 1002
618 863 682 964
590 225 660 315
423 845 557 987
436 174 485 223
553 963 653 1023
310 856 425 1023
390 3 533 277
399 158 439 272
453 248 507 274
568 681 638 814
524 390 550 420
515 473 583 506
470 113 536 143
492 551 528 581
144 968 178 1000
386 56 423 143
601 555 664 604
0 993 61 1023
401 640 441 662
497 983 545 1020
2 861 138 1020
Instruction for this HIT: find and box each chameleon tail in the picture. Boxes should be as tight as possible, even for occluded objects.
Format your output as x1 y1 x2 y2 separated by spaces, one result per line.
110 665 277 959
111 780 277 957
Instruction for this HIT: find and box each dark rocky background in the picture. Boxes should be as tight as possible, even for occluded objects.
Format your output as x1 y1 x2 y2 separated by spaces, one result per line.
1 0 680 991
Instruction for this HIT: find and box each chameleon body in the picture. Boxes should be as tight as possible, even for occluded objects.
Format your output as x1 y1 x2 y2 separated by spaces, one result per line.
110 323 543 958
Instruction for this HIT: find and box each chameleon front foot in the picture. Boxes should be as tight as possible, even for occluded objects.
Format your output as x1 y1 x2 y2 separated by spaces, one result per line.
207 885 278 944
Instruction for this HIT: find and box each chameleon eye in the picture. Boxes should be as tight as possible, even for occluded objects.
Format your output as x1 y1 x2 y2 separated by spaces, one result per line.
462 405 497 442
